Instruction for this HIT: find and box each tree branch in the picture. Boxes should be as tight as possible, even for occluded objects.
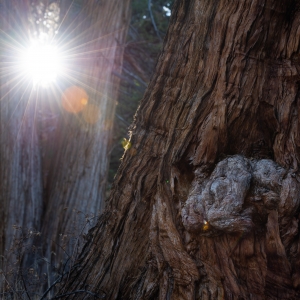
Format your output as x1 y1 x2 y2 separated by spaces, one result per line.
40 257 71 300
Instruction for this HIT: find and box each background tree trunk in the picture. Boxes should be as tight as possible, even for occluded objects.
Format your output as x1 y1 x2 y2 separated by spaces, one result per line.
0 0 131 279
40 0 131 269
62 0 300 299
0 0 44 268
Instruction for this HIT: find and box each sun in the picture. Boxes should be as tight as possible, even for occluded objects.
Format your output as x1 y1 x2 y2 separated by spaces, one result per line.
20 42 63 86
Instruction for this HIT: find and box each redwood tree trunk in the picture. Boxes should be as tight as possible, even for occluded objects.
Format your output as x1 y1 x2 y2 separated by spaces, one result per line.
62 0 300 299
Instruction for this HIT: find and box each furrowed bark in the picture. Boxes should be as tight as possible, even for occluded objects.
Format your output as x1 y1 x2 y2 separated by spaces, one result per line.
59 0 300 299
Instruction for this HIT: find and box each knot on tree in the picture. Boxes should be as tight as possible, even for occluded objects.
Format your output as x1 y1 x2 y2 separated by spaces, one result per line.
182 155 300 239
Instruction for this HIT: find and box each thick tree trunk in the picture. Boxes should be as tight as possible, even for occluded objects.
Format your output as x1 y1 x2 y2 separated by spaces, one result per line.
62 0 300 299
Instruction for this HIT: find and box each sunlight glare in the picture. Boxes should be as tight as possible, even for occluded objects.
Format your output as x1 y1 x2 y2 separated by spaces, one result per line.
20 42 62 86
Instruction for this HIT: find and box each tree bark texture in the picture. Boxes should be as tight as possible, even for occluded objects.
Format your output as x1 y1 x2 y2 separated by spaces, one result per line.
62 0 300 299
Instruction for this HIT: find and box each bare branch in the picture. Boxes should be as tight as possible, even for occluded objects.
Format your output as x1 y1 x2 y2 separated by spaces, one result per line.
40 257 71 300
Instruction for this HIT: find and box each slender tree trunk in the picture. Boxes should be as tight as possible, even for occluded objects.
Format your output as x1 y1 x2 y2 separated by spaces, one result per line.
62 0 300 299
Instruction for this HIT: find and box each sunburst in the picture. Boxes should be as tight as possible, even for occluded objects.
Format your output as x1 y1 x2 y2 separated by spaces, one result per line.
19 42 63 86
1 1 126 116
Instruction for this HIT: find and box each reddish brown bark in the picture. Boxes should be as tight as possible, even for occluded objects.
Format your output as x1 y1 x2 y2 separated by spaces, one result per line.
61 0 300 299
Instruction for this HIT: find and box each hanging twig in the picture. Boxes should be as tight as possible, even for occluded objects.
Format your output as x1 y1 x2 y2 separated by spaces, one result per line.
0 269 22 300
148 0 163 42
40 257 71 300
19 266 32 300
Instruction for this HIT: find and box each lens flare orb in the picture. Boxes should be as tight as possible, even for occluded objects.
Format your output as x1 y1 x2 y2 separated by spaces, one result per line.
61 86 88 113
20 42 62 86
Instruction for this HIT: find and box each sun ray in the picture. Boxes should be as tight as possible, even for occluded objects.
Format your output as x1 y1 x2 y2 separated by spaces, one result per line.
57 26 127 55
7 79 33 132
58 44 124 61
53 8 88 47
0 73 29 102
0 28 27 50
16 83 37 140
60 70 117 100
0 68 23 79
51 2 127 51
50 0 75 45
60 68 117 101
31 84 40 146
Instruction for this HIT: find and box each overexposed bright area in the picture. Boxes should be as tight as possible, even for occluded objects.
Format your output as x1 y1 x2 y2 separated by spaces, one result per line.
20 42 63 86
163 6 171 17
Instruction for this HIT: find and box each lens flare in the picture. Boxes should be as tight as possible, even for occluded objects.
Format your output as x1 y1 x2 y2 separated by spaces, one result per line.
61 86 88 113
20 42 63 86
